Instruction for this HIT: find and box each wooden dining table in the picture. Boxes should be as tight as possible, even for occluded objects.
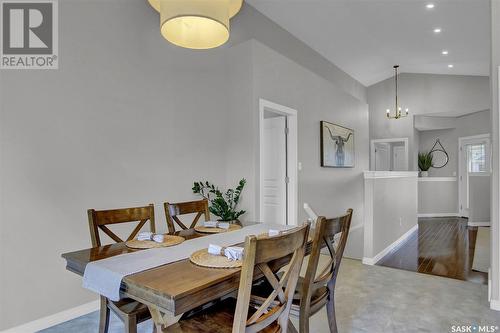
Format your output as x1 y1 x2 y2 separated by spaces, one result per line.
62 226 314 332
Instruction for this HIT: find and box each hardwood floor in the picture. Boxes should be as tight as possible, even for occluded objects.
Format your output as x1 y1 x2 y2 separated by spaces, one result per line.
377 217 488 284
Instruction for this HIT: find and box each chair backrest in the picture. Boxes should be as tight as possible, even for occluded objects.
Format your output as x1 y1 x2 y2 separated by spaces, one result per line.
300 209 353 314
87 204 155 247
232 223 310 333
164 199 210 234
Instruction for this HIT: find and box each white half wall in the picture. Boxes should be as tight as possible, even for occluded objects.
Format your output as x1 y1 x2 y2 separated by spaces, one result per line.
363 171 418 263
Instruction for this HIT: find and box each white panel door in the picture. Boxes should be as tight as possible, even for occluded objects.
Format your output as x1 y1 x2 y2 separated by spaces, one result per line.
374 143 390 171
392 146 406 171
262 116 287 225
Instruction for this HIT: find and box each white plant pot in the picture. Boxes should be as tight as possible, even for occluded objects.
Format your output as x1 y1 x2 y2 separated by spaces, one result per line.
420 171 429 177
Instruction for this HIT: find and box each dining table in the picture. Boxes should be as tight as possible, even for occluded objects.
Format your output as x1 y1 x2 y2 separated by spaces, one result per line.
61 224 316 332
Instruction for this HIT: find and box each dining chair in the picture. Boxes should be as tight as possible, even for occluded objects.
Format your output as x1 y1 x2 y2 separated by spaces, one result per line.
166 223 310 333
292 209 353 333
87 204 156 333
164 199 210 234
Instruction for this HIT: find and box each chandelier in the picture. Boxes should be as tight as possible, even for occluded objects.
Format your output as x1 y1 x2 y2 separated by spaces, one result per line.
147 0 244 50
386 65 409 119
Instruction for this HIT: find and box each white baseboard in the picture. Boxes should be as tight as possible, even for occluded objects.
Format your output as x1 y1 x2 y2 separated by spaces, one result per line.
1 300 99 333
468 221 491 227
490 299 500 312
417 213 460 218
362 224 418 265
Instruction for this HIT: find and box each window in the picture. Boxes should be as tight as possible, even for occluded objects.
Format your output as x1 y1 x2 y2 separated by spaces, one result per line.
467 143 489 173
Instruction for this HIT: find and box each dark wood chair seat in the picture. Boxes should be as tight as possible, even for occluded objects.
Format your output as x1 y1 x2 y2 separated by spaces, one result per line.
167 298 281 333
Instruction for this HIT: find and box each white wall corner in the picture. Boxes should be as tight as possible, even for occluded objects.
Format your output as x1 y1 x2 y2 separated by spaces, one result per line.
490 299 500 312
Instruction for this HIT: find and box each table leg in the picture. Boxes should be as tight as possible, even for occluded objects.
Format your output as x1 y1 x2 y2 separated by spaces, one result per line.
148 306 182 332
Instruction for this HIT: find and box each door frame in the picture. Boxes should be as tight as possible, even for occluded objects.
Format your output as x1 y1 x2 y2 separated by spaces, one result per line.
370 138 409 171
458 133 491 218
259 98 298 225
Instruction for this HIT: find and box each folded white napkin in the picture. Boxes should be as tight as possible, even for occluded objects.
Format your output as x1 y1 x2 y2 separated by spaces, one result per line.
225 246 244 261
137 232 164 243
204 221 230 229
207 244 244 261
204 221 218 228
268 229 280 237
208 244 223 255
152 234 164 243
137 232 153 241
218 222 230 229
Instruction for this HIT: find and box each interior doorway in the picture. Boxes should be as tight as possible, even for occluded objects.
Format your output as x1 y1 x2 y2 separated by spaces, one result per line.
370 138 409 171
458 134 491 224
259 99 298 226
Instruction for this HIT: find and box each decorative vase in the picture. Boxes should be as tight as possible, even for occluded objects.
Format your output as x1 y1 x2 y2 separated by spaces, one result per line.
420 171 429 177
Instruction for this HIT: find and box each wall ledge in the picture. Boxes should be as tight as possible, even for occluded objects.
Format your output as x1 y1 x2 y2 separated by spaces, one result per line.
418 177 457 182
364 171 418 179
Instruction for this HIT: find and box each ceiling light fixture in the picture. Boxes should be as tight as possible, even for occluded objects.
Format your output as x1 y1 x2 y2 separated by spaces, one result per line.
442 50 449 55
433 28 442 33
426 3 435 9
147 0 244 49
386 65 409 120
448 64 454 68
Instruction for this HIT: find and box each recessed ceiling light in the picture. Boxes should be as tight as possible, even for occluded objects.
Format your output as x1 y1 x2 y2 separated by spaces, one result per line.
433 28 442 33
448 64 454 68
442 50 449 55
426 3 435 9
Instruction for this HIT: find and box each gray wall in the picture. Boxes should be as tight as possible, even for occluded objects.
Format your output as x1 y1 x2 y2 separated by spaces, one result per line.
251 40 369 259
0 0 368 329
418 110 491 177
418 180 458 215
368 74 490 171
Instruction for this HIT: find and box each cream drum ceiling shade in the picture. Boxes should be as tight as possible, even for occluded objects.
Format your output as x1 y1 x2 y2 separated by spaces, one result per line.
147 0 244 49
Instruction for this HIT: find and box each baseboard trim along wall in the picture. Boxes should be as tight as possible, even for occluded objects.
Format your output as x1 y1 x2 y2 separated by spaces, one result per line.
1 300 99 333
417 213 460 218
468 221 491 227
490 299 500 311
362 224 418 265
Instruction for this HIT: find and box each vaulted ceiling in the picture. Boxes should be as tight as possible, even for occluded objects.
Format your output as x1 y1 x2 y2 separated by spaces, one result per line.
247 0 490 86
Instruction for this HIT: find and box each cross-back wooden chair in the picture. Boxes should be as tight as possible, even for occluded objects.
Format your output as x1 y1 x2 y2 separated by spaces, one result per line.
293 209 353 333
167 223 310 333
87 204 156 333
164 199 210 234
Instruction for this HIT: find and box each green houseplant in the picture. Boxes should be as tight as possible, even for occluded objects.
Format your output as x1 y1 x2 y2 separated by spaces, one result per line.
192 179 246 224
418 151 433 177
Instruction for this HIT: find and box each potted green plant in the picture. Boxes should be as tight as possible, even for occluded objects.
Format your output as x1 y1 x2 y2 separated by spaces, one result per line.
192 179 246 225
418 151 433 177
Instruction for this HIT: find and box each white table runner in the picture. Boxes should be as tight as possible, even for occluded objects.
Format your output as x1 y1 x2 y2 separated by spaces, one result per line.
83 223 291 301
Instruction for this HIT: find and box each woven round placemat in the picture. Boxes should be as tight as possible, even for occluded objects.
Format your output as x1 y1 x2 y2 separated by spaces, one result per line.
194 224 242 234
125 235 185 249
190 249 242 268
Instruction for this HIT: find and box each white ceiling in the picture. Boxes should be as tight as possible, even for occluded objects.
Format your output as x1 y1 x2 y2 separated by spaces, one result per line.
247 0 490 86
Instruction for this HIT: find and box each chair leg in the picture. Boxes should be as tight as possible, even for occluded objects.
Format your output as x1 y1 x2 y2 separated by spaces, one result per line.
99 296 110 333
326 290 338 333
124 315 137 333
